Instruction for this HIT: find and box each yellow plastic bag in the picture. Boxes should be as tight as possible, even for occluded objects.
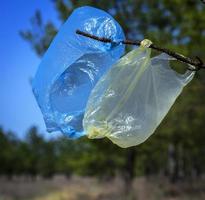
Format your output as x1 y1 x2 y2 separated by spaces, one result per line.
83 44 195 148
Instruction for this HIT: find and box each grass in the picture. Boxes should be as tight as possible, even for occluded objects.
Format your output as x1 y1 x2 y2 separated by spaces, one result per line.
0 175 205 200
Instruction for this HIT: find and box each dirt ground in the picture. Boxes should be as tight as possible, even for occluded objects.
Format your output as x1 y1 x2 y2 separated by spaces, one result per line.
0 176 205 200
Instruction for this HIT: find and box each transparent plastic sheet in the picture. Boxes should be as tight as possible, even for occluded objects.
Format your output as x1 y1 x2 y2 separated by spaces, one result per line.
83 46 195 148
32 6 125 139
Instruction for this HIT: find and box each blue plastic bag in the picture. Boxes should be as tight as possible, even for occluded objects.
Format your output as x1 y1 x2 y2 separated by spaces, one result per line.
32 6 125 138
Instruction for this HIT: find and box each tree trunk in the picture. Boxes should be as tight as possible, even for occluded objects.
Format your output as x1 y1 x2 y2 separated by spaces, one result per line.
123 148 136 200
168 143 179 183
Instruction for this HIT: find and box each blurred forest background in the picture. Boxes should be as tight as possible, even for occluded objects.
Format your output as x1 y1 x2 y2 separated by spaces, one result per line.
1 0 205 199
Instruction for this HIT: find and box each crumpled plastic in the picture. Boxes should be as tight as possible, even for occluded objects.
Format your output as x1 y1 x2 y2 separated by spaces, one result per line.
32 6 125 139
83 45 195 148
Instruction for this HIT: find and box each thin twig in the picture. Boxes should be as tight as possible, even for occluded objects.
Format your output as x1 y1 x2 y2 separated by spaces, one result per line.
76 30 205 71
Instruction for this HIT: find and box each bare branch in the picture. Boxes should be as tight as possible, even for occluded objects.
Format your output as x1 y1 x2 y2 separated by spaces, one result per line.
76 30 205 71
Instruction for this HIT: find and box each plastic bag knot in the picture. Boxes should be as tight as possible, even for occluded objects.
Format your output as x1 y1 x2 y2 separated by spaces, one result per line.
140 39 153 48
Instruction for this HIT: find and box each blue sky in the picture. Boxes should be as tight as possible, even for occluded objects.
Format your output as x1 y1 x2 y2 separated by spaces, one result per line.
0 0 61 138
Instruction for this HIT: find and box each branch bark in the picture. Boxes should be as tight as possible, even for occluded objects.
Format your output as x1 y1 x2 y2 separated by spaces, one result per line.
76 30 205 71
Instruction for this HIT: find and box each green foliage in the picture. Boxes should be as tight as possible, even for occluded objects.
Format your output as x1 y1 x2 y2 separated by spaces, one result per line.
20 10 57 56
0 127 126 179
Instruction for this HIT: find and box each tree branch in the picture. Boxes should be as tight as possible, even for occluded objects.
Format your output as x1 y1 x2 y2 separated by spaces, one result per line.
76 30 205 71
